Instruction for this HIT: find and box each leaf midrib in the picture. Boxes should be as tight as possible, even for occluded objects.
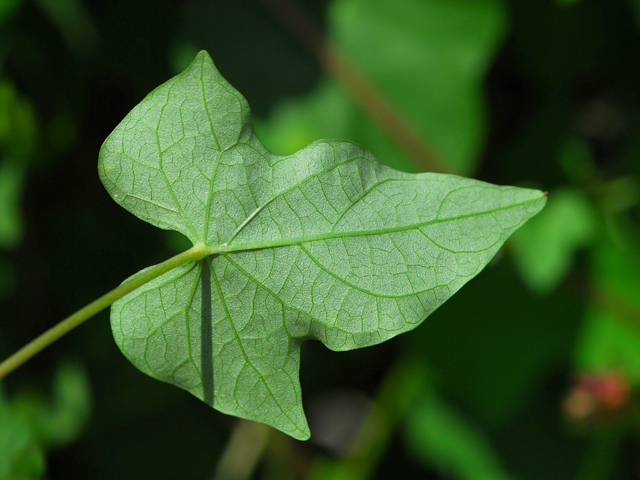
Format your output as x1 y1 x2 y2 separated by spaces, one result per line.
202 194 544 256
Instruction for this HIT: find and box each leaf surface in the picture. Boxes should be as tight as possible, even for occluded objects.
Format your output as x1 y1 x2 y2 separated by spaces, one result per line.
99 51 546 439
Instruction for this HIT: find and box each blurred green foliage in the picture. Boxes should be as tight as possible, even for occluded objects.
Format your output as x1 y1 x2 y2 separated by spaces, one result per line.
405 386 512 480
255 0 505 174
0 0 20 26
0 0 640 478
575 237 640 381
0 82 36 249
0 363 91 480
511 188 597 293
0 158 25 250
34 0 99 55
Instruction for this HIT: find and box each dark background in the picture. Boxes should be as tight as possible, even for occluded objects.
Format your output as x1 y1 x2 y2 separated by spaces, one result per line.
2 0 640 478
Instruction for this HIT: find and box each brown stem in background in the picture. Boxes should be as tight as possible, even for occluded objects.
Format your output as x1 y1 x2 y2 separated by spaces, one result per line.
589 280 640 333
304 358 428 480
564 269 640 334
212 420 270 480
260 0 451 174
340 359 428 478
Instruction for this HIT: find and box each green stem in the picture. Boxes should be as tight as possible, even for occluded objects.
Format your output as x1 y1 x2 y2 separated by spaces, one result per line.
0 244 209 380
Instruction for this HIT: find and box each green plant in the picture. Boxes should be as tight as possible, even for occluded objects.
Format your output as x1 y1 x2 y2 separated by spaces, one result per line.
0 51 546 440
0 363 91 480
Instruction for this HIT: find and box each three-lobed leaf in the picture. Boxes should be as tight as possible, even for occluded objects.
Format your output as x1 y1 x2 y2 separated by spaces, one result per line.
98 51 546 440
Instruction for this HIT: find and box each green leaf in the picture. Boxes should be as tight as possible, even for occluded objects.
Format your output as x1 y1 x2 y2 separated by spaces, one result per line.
98 51 546 440
0 397 45 480
0 363 90 480
0 81 37 250
34 0 99 55
256 0 506 174
0 157 26 249
0 0 21 25
405 388 513 480
574 238 640 382
510 187 597 293
37 362 92 446
0 81 38 160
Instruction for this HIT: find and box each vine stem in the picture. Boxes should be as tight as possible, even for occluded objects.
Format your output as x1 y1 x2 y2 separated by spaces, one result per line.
0 244 209 380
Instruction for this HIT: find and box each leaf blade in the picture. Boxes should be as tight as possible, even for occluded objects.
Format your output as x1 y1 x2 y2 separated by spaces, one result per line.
101 51 546 439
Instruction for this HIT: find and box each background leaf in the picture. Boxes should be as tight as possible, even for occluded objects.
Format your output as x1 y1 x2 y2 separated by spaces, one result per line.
510 187 597 293
254 0 506 174
0 81 36 250
574 237 640 382
0 157 26 250
405 386 513 480
0 364 91 480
